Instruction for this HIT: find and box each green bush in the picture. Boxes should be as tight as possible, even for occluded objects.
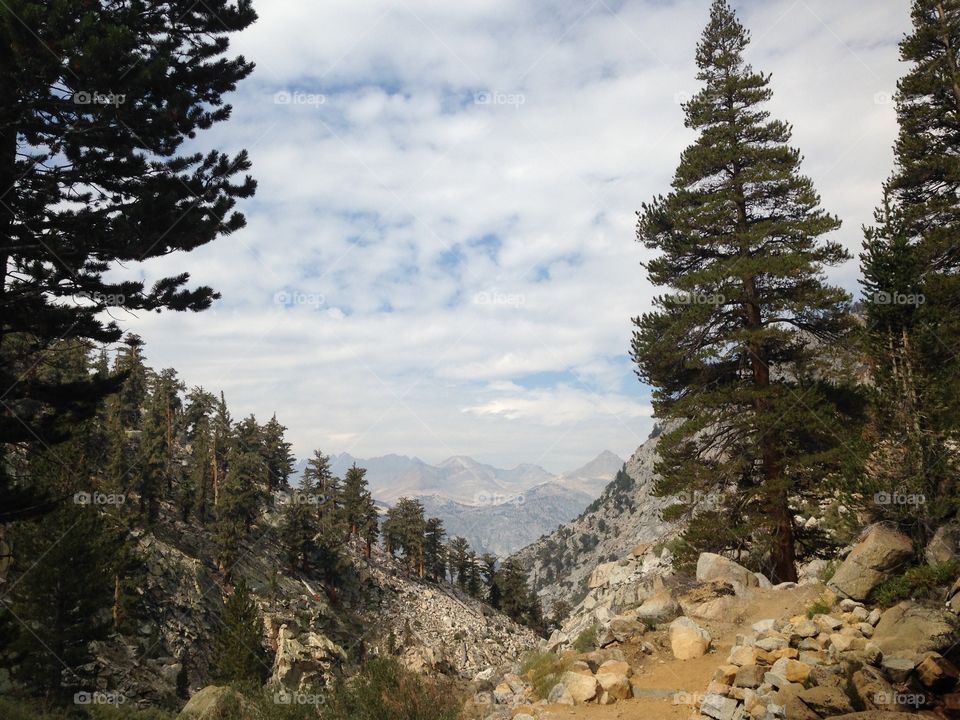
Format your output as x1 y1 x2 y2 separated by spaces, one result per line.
821 559 841 583
324 657 463 720
806 597 833 619
572 623 598 653
871 562 958 608
519 651 572 699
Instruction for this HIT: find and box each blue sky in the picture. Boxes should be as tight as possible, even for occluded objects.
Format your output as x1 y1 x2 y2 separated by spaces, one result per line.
119 0 910 471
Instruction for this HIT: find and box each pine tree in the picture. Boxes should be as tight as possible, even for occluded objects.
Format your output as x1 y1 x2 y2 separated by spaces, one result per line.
214 447 265 574
302 450 341 533
280 490 317 573
261 414 294 492
424 518 447 582
180 388 217 522
480 553 500 608
447 537 471 589
383 498 427 576
114 335 149 430
6 349 116 701
210 578 268 688
860 0 960 540
631 0 857 582
342 464 373 538
211 392 233 508
139 369 183 521
0 0 257 522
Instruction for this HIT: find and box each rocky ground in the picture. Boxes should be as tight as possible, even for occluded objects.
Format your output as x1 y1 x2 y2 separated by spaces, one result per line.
465 523 960 720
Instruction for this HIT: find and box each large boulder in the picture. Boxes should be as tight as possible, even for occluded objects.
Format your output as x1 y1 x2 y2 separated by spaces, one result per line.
696 553 759 590
669 616 711 660
177 686 259 719
827 525 913 601
558 671 599 704
680 580 748 621
925 523 960 566
634 590 681 623
872 601 959 657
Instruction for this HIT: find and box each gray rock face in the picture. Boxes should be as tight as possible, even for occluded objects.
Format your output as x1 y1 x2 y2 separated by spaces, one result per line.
511 428 683 611
827 524 913 600
871 601 959 657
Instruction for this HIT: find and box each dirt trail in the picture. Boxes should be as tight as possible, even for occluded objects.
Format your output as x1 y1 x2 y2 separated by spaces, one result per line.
536 584 825 719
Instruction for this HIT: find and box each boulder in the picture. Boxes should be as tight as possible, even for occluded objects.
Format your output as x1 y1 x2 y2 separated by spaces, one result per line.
559 671 599 704
925 523 960 566
872 602 958 656
797 685 854 716
734 664 764 689
827 525 913 601
915 654 959 691
597 659 632 677
547 682 574 705
697 553 760 589
634 591 680 623
700 692 739 720
770 658 812 684
177 686 258 720
879 656 914 683
669 616 711 660
596 671 631 701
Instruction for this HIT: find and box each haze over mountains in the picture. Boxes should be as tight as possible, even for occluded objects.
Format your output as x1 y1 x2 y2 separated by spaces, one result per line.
315 450 625 555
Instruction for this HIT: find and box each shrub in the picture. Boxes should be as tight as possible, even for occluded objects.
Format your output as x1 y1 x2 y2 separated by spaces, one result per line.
519 651 573 699
806 595 834 619
572 623 598 653
324 657 464 720
871 562 958 608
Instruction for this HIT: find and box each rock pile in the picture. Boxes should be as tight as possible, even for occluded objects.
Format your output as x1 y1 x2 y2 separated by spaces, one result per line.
687 595 959 720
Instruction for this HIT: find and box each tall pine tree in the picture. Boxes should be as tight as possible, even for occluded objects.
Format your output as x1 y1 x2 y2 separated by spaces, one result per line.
860 0 960 541
632 0 856 581
0 1 257 521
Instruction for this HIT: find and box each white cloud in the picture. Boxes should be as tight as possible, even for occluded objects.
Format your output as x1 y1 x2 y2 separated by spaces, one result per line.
110 0 911 471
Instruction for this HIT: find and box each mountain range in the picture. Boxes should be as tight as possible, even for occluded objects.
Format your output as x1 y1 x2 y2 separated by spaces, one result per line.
303 450 625 556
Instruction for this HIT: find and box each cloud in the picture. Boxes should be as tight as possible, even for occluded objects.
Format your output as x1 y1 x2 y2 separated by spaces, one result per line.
110 0 911 471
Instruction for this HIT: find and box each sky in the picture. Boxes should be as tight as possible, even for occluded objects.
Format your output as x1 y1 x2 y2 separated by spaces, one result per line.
115 0 912 472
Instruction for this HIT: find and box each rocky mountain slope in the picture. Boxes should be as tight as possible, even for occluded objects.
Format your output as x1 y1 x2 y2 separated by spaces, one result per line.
0 492 537 711
511 428 680 610
418 481 593 557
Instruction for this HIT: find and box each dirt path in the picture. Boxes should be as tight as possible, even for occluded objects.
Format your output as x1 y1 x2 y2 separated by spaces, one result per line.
535 583 825 719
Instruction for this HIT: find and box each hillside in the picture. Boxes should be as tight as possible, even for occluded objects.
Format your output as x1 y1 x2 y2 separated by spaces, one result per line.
511 428 681 611
0 491 538 709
